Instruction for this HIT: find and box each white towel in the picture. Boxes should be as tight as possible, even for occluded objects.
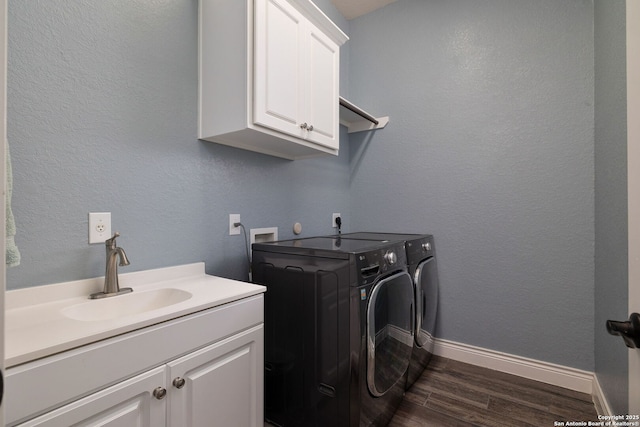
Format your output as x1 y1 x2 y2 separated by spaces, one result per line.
6 141 20 267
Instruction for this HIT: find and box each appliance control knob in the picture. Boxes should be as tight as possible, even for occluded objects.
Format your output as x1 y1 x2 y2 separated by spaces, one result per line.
422 242 432 252
384 250 397 265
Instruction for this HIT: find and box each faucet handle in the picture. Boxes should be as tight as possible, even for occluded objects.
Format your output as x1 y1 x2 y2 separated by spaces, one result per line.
105 232 120 249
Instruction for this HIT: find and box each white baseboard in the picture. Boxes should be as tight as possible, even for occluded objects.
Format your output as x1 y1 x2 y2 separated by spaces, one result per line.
592 374 614 416
433 338 595 395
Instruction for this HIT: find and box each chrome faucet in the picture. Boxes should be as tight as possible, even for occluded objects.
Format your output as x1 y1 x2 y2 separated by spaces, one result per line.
90 232 132 299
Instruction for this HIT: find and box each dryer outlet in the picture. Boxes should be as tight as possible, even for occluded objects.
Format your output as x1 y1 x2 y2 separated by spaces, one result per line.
229 214 241 235
332 213 341 228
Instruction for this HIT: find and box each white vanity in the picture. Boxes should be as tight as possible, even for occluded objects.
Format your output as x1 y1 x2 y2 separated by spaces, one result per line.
4 263 265 427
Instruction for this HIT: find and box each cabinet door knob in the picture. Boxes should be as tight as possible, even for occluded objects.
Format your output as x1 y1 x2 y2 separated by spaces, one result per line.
308 124 314 131
300 122 308 130
173 377 186 389
152 387 167 400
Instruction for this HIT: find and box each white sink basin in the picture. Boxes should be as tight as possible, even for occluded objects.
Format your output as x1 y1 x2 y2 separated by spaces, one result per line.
61 288 193 321
6 263 266 368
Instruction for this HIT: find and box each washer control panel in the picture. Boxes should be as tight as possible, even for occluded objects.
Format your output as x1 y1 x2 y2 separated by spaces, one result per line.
356 243 407 286
405 235 435 263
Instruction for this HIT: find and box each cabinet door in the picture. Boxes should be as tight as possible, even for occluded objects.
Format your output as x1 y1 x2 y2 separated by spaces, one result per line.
304 26 339 150
254 0 305 138
16 367 166 427
167 325 264 427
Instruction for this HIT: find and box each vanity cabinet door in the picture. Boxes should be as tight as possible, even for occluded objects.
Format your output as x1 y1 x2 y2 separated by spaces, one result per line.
15 367 166 427
167 324 264 427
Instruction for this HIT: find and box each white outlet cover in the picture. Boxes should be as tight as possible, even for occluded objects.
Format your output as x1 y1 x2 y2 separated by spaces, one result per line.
332 213 341 228
89 212 111 244
229 214 241 235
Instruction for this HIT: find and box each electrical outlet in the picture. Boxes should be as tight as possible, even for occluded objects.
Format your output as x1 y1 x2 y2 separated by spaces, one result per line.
332 213 341 228
229 214 241 235
89 212 111 244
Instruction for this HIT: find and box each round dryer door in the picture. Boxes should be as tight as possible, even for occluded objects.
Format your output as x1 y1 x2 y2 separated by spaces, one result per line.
414 257 439 349
366 271 414 397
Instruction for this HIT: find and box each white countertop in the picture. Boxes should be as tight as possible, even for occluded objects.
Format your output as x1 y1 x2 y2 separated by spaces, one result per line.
5 263 265 368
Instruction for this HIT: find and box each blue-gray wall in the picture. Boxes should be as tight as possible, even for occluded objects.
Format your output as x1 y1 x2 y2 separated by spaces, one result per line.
347 0 595 370
594 0 628 414
8 0 619 375
7 0 351 288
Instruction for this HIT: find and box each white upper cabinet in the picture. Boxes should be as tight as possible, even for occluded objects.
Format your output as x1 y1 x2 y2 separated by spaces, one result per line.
254 0 340 149
199 0 347 160
306 23 341 147
253 0 304 139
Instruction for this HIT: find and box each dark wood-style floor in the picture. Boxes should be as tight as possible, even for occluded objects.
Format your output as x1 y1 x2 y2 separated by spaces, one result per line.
389 356 599 426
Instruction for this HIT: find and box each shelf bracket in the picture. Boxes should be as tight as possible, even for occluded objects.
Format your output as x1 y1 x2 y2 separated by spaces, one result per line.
339 96 389 134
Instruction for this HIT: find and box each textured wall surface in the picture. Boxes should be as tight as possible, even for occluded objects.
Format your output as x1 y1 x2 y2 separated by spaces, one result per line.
8 0 608 373
7 0 351 289
347 0 595 370
594 0 628 414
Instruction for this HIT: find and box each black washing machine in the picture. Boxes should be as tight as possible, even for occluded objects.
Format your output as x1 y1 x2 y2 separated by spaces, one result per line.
252 236 414 426
338 233 439 389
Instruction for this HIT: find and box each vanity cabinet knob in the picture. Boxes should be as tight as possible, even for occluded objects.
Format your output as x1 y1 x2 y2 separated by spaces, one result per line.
300 122 308 130
308 124 314 131
153 387 167 400
173 377 186 389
